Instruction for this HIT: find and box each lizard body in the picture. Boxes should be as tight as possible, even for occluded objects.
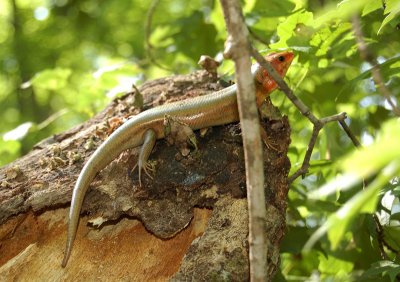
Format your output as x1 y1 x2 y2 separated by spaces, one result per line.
62 51 294 267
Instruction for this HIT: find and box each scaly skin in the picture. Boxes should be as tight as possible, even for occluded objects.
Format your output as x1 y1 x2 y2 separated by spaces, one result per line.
62 51 294 267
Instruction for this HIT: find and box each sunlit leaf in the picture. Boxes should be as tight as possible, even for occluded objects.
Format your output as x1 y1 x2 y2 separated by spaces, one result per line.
3 122 35 141
378 1 400 34
342 120 400 176
315 0 368 27
252 0 296 17
310 23 352 57
318 253 353 277
26 68 72 91
310 119 400 198
362 0 382 16
271 10 314 48
305 160 400 250
0 139 21 166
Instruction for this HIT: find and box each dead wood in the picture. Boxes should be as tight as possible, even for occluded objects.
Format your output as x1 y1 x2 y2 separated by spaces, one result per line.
0 70 290 281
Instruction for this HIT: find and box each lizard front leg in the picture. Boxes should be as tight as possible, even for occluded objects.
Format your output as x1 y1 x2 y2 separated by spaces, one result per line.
164 115 198 156
131 117 198 186
131 129 157 186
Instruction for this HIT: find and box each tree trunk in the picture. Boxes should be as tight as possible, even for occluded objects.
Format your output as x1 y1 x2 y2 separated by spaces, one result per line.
0 70 291 281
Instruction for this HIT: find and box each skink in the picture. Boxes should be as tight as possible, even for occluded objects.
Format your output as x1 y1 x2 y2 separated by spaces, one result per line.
62 51 294 267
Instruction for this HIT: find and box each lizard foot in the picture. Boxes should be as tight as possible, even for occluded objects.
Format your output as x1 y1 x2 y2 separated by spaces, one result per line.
260 127 280 152
131 160 156 187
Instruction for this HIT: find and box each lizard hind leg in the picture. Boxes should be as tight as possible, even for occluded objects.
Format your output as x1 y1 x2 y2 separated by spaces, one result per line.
131 129 157 186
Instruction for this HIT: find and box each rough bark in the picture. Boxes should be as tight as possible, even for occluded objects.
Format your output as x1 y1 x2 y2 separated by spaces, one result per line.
0 70 291 281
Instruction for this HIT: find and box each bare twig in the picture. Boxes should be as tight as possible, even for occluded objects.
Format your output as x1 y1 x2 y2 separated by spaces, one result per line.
219 0 267 280
145 0 171 71
338 120 361 148
251 48 353 183
289 125 321 182
320 112 347 124
288 113 347 183
251 48 320 124
352 16 400 117
248 27 271 47
254 42 394 261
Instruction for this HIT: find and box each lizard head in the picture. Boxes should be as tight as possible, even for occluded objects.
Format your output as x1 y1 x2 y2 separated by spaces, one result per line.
253 51 294 106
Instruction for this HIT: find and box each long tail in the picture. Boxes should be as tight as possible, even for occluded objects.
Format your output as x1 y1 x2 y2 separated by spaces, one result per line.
61 156 99 267
61 126 138 267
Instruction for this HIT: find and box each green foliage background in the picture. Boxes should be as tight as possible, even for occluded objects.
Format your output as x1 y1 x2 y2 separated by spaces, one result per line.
1 0 400 280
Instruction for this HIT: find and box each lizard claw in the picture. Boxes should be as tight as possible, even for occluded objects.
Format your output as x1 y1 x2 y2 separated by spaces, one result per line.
260 127 280 152
131 160 156 186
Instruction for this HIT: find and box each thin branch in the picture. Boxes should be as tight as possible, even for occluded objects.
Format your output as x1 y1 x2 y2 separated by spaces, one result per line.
289 125 321 183
251 48 320 125
352 16 400 117
288 113 347 183
251 48 354 183
144 0 171 71
219 0 268 281
320 112 347 124
249 16 397 262
248 27 271 47
258 33 395 257
338 120 361 148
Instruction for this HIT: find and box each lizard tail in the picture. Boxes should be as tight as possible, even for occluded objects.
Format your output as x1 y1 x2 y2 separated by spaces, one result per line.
62 158 99 267
61 117 146 267
61 131 136 267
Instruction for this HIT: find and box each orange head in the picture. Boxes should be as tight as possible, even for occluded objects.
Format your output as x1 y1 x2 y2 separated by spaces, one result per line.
253 51 294 106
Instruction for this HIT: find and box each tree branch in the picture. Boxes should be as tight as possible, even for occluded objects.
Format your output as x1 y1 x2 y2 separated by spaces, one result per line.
251 49 358 183
288 112 347 183
219 1 267 280
338 120 361 148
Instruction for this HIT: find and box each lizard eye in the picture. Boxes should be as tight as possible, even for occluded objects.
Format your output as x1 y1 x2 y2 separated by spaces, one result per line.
278 55 285 62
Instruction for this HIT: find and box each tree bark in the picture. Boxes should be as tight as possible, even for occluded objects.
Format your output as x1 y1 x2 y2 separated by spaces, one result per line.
0 70 291 281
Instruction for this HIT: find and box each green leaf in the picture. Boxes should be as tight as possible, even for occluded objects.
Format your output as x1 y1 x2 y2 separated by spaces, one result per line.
339 55 400 97
318 253 353 277
172 11 220 60
0 139 21 166
305 160 400 250
280 226 314 253
383 225 400 252
252 0 296 17
310 119 400 198
377 0 400 34
391 186 400 198
328 187 380 248
309 23 352 57
362 0 382 16
342 120 400 177
26 68 72 91
291 198 340 213
315 0 369 27
271 10 314 48
361 261 400 282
